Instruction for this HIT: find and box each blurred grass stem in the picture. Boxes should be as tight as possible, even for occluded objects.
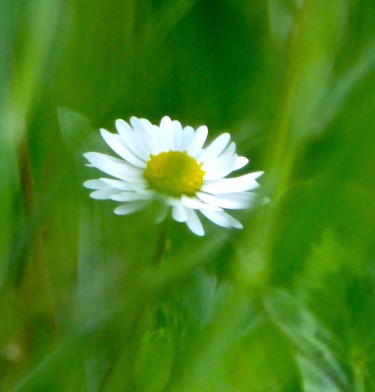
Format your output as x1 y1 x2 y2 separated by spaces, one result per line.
267 1 312 198
16 133 57 331
9 0 62 353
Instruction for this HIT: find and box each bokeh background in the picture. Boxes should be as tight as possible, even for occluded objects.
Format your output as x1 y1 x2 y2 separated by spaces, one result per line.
1 0 375 390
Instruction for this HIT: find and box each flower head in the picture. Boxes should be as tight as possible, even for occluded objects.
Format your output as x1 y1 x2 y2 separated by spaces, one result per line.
83 116 263 236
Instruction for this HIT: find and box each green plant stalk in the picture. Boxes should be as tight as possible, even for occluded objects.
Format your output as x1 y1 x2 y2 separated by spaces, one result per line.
152 212 172 266
16 133 57 333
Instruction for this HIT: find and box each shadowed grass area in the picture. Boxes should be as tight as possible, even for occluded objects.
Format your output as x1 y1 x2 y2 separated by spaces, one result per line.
1 0 375 391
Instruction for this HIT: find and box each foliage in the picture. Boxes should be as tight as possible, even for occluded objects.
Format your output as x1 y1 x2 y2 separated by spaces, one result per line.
1 0 374 390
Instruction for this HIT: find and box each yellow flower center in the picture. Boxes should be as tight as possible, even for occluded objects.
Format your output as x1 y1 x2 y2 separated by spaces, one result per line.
144 151 205 196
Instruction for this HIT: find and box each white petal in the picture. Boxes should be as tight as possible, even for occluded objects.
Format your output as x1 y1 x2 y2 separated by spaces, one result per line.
115 119 150 160
83 152 143 181
181 196 221 211
100 129 146 167
131 118 161 154
197 191 258 209
234 156 249 170
203 167 236 182
159 116 175 151
143 125 162 154
180 126 195 151
198 133 230 161
202 142 236 171
129 117 147 133
138 118 154 130
200 209 243 229
89 189 120 200
186 125 208 157
83 179 109 190
100 178 134 190
172 203 188 222
202 172 263 194
185 208 205 236
111 191 152 202
172 120 183 150
202 144 238 180
130 117 158 157
113 202 147 215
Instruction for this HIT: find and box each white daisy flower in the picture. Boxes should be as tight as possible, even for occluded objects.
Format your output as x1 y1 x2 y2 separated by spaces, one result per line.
83 116 263 236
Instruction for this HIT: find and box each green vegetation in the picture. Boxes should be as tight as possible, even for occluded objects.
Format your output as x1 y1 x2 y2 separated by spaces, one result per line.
1 1 374 390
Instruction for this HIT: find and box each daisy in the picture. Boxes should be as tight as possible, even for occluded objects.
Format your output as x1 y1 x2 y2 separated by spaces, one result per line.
83 116 263 236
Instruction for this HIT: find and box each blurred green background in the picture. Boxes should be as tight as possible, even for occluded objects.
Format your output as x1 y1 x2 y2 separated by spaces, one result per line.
1 0 375 391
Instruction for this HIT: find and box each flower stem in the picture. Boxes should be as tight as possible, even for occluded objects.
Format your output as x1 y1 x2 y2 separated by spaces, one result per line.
152 212 172 265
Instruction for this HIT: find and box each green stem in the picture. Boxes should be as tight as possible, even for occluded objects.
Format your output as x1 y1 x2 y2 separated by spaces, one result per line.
266 0 312 199
97 212 172 390
16 133 57 338
152 212 172 265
